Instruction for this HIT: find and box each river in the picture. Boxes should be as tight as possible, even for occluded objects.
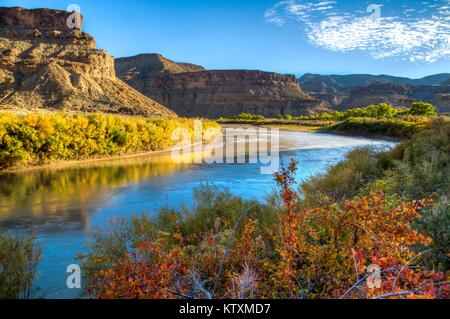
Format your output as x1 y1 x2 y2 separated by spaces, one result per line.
0 128 395 298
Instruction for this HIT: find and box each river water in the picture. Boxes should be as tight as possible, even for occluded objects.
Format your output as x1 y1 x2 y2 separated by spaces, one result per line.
0 129 395 298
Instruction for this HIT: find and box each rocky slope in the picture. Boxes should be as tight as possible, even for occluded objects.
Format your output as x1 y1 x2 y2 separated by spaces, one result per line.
0 7 175 117
116 54 327 118
299 73 450 112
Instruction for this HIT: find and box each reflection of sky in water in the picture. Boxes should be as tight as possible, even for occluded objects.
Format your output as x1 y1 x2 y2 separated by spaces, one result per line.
0 131 395 298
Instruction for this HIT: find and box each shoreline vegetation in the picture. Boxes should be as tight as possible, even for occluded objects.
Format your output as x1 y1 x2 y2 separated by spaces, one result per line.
0 140 210 175
218 102 443 139
0 112 220 171
0 103 442 171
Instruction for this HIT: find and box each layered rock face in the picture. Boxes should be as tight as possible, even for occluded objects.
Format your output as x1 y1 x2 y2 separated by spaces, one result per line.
0 7 175 117
149 70 327 118
299 73 450 113
116 54 327 118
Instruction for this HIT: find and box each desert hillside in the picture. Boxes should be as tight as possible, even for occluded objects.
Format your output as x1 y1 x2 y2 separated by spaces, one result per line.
115 53 205 94
0 7 175 117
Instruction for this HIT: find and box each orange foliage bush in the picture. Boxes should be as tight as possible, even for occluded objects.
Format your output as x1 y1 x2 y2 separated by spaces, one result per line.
272 160 448 299
84 160 449 299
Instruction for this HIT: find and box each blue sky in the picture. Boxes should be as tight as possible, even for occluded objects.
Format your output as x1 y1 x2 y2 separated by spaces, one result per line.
2 0 449 78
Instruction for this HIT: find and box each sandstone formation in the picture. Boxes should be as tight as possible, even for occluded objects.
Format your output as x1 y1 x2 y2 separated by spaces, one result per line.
116 54 327 118
299 73 450 113
0 7 175 117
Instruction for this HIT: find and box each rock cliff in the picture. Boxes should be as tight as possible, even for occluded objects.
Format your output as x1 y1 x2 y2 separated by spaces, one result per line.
0 7 175 117
116 54 327 118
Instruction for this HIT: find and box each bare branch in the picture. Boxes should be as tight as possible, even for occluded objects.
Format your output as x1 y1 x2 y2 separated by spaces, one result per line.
372 281 450 300
392 250 432 290
212 205 256 298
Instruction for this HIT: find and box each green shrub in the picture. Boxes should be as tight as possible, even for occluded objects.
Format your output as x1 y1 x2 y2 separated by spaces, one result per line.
293 103 400 121
385 117 450 197
81 185 280 283
0 234 42 299
343 103 399 119
302 117 449 203
234 113 265 121
410 102 437 116
323 117 431 138
416 198 450 271
275 114 293 121
301 147 385 205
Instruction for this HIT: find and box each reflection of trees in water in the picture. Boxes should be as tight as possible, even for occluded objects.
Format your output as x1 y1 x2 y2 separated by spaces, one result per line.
0 154 189 231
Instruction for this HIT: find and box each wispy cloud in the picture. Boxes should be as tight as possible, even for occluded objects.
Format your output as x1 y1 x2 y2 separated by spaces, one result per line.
264 0 450 63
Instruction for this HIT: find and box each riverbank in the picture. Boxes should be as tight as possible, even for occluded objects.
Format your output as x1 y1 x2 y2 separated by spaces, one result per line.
218 118 333 130
219 116 437 139
218 103 446 139
0 144 180 175
0 112 220 172
0 125 342 174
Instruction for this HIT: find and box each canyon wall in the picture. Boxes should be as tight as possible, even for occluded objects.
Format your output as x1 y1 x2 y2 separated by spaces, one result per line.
116 54 327 118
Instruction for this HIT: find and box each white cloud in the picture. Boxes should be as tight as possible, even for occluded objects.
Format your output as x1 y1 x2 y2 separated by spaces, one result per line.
264 8 286 26
264 0 450 63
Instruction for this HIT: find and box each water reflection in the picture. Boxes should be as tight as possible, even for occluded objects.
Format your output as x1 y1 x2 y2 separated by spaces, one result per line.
0 131 395 232
0 154 191 231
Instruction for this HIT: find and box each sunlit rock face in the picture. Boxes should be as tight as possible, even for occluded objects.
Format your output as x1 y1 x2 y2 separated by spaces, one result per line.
0 7 175 117
116 54 328 118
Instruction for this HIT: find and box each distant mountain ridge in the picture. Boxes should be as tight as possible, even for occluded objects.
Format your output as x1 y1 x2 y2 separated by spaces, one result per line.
299 73 450 95
299 73 450 113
